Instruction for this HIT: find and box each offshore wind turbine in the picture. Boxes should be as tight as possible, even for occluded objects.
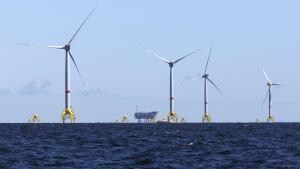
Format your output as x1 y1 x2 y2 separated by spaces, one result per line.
184 47 222 122
22 7 96 123
146 48 200 122
200 47 223 122
262 68 281 122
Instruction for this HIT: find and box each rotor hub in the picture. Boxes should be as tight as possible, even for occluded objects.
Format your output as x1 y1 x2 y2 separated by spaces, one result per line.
202 74 208 78
64 44 71 51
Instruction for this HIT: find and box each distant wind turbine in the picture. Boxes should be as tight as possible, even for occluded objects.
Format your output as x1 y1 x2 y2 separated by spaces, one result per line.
21 7 96 123
184 47 223 123
146 48 200 122
262 68 281 122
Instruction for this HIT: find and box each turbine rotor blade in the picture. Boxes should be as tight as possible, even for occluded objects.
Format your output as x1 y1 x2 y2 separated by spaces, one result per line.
174 48 201 64
180 76 201 85
262 89 269 106
271 83 281 86
145 48 170 63
207 77 223 95
20 44 64 49
204 46 213 74
68 6 97 45
262 68 271 82
68 51 86 86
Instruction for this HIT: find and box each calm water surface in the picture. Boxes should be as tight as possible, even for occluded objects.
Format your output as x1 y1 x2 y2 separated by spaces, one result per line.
0 123 299 168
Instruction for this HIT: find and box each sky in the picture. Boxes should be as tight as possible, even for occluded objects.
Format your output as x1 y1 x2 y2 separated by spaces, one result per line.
0 0 300 122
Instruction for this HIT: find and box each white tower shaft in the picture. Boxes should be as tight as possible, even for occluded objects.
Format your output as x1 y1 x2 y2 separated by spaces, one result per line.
204 77 207 114
65 50 71 109
268 86 272 117
170 66 174 116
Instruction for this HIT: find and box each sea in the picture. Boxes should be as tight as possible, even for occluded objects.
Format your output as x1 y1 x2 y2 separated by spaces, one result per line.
0 123 299 168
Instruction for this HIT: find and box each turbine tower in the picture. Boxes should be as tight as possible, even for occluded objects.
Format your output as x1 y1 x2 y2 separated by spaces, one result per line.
262 69 281 122
146 48 200 122
22 7 96 123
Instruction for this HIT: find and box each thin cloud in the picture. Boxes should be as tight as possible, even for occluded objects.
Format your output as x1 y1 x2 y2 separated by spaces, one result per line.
18 78 51 95
0 89 12 96
80 88 104 96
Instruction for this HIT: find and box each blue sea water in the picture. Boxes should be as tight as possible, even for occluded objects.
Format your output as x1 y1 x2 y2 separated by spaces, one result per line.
0 123 299 168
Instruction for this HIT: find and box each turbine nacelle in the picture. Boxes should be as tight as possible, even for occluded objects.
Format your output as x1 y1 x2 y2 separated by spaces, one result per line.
63 44 71 51
267 82 272 86
168 62 174 67
202 74 209 79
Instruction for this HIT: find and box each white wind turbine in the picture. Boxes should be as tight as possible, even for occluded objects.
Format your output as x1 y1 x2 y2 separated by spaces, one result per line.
146 48 200 122
262 68 281 122
22 7 96 123
184 47 223 122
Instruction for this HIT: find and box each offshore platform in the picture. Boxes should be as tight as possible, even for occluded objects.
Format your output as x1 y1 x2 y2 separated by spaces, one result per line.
134 111 158 123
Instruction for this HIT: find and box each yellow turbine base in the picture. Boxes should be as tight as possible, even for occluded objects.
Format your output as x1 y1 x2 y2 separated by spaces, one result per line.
121 116 128 123
168 112 178 123
202 112 211 123
61 108 76 123
267 115 275 123
28 114 40 123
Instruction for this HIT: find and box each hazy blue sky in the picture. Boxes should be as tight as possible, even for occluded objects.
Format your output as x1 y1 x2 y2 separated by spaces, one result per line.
0 0 300 122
